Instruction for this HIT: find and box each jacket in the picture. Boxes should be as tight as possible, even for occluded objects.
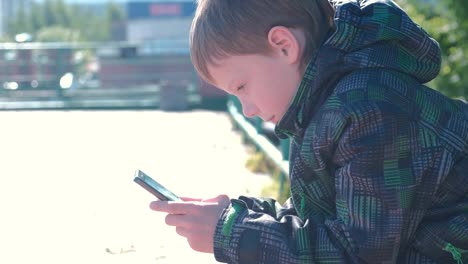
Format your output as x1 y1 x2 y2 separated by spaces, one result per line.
213 0 468 263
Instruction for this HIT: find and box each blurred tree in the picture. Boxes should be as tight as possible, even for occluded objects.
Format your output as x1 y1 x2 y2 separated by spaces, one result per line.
6 0 125 43
36 25 82 42
74 7 109 41
30 1 46 33
106 1 127 41
444 0 468 29
0 35 12 42
54 0 72 28
6 1 32 37
107 1 126 23
43 0 60 27
399 0 467 99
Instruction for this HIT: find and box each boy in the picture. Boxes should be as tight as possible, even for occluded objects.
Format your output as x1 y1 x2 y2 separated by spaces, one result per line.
150 0 468 263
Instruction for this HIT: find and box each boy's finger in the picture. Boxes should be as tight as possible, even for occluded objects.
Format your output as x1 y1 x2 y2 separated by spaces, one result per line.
202 194 230 203
166 214 194 228
149 201 169 212
150 201 199 214
180 197 203 202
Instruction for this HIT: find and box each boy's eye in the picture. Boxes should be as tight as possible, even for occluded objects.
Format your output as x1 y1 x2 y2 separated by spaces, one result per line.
237 84 245 91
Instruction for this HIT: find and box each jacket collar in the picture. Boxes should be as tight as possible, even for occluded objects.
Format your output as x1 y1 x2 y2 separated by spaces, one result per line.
275 39 346 139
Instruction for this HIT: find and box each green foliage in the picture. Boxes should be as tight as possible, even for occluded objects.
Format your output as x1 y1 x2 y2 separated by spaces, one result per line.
107 2 126 22
245 152 279 174
245 151 290 204
444 0 468 29
398 0 468 99
36 26 82 42
0 35 12 42
4 0 125 42
260 170 290 205
30 2 46 33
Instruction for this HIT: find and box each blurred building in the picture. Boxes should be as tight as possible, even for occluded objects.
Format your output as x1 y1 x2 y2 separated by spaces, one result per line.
0 0 33 37
99 0 197 88
96 0 226 107
125 0 196 42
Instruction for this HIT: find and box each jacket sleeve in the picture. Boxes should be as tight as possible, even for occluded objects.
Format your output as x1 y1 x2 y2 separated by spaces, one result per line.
213 196 329 263
213 99 458 263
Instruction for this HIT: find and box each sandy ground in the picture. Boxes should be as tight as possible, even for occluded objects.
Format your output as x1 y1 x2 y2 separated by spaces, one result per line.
0 110 272 264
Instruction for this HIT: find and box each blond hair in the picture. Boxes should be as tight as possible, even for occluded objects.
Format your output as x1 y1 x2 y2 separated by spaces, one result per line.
190 0 335 82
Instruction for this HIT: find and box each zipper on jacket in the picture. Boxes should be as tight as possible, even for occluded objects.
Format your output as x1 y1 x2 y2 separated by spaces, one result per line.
443 243 464 264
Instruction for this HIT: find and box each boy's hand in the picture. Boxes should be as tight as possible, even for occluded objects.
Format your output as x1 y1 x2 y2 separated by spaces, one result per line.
149 194 230 253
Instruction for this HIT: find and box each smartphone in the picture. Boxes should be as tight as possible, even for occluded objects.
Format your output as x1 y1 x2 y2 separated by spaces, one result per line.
133 169 181 201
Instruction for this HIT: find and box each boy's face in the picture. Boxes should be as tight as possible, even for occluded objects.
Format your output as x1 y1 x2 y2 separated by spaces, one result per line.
207 53 302 123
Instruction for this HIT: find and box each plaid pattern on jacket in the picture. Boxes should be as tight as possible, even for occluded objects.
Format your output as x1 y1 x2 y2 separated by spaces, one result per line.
213 0 468 263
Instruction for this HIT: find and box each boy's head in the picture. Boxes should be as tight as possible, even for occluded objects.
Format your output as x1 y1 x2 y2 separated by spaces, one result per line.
190 0 335 122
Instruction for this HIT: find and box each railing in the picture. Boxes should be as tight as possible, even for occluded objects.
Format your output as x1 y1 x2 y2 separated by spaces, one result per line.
226 95 290 198
0 82 203 110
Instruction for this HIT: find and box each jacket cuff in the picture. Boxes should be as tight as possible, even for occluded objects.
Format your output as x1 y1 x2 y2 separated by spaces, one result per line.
213 199 246 263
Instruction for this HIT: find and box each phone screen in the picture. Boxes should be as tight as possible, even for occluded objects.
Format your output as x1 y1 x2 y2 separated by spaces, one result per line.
134 170 181 201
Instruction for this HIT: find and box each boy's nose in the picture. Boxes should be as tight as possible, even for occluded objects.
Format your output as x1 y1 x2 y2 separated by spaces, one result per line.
241 102 258 118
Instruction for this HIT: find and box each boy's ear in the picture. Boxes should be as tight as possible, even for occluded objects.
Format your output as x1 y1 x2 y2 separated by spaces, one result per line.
267 26 302 65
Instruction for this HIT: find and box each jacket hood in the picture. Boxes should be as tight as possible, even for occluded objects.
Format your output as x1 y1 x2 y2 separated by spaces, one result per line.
275 0 442 138
328 0 441 83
